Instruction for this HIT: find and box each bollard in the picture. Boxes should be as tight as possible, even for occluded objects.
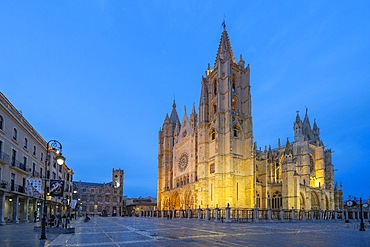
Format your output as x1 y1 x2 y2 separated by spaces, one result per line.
301 209 306 220
206 207 210 221
226 203 231 222
267 208 272 222
188 208 191 219
215 207 219 221
198 206 202 220
253 208 259 222
280 208 284 222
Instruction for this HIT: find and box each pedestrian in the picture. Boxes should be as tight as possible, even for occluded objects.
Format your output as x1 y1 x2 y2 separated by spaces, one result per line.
62 214 66 228
345 219 350 228
34 210 37 222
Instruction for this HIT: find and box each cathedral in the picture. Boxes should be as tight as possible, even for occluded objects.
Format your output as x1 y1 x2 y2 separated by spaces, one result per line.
157 28 343 211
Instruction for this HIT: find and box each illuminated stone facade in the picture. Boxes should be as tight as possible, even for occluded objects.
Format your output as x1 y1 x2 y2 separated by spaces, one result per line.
73 168 124 216
0 92 74 225
157 29 343 211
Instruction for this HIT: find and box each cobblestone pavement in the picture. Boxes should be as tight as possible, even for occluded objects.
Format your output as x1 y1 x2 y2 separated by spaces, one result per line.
1 217 369 247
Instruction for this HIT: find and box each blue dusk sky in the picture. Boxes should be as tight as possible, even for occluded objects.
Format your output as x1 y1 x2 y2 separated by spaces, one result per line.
1 1 369 200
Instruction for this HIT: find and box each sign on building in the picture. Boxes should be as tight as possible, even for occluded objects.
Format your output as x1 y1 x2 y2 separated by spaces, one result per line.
26 178 42 198
50 180 64 197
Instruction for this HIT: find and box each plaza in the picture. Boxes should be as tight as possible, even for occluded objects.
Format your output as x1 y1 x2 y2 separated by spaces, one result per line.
0 217 369 247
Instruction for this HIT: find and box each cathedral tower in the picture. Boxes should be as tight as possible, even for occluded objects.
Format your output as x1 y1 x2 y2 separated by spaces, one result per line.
197 28 254 208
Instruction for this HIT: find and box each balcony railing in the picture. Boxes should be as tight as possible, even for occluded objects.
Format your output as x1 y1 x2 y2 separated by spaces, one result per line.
32 170 40 178
11 158 31 173
0 152 10 164
0 180 8 189
11 184 26 194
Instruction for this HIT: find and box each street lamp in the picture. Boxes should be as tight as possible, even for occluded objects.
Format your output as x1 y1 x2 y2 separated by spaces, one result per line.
40 140 65 240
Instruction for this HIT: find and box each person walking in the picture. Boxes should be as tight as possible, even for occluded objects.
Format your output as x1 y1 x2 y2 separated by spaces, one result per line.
33 210 37 222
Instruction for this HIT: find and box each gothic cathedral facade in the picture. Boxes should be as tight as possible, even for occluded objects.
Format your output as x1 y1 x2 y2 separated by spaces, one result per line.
157 28 343 211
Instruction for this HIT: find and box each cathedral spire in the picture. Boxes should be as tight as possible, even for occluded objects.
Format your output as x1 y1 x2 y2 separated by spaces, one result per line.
182 105 189 123
190 103 197 122
199 77 209 124
302 107 314 141
284 138 293 155
214 28 236 67
169 100 180 125
313 119 321 143
164 113 170 124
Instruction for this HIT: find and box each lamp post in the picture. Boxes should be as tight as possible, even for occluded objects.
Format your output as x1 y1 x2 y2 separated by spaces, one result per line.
359 197 365 232
40 140 65 240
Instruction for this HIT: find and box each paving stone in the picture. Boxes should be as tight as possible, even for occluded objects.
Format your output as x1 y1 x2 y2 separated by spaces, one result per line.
0 217 370 246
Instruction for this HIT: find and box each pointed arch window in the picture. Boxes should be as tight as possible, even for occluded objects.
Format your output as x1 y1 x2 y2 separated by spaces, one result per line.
213 79 217 95
232 74 236 93
256 192 261 208
233 124 239 138
210 128 216 141
212 102 217 115
271 191 282 209
232 96 238 111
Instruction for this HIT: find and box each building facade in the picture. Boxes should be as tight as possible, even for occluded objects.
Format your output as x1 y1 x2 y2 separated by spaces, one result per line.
123 196 156 217
0 92 73 225
157 28 343 212
73 168 124 216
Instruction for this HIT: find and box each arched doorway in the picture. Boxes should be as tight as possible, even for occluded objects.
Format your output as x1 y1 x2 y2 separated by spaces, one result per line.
311 191 320 210
169 192 181 210
184 190 195 209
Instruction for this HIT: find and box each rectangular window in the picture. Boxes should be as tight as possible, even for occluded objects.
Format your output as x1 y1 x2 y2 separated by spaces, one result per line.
11 149 17 166
40 168 43 178
11 173 15 190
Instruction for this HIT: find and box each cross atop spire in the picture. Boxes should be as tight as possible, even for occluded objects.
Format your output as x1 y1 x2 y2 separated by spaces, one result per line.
221 16 226 30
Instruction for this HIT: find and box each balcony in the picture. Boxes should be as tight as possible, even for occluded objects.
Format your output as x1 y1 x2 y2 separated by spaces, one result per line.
11 184 26 194
10 158 31 173
32 170 40 178
0 152 10 165
0 180 8 190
